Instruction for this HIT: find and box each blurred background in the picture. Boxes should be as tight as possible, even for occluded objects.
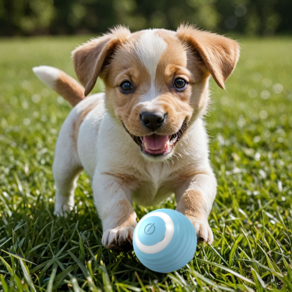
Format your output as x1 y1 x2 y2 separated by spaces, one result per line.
0 0 291 37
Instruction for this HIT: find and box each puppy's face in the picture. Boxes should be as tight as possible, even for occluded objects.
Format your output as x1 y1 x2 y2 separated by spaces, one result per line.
104 30 206 159
73 26 240 160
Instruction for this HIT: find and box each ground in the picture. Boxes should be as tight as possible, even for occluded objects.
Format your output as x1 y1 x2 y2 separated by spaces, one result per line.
0 35 291 291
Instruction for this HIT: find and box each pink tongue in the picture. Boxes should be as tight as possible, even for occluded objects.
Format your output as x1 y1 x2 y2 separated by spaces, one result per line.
143 134 169 150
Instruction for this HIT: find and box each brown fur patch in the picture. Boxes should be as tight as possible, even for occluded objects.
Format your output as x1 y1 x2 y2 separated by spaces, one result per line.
173 169 210 187
72 26 131 96
72 99 100 150
176 189 207 220
177 24 240 89
55 70 85 107
102 172 139 186
114 199 137 228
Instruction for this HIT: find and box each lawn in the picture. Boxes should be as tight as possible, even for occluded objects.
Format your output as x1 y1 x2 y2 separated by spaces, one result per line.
0 35 292 291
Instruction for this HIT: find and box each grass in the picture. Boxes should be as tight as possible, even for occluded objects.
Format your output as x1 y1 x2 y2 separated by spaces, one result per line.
0 35 292 291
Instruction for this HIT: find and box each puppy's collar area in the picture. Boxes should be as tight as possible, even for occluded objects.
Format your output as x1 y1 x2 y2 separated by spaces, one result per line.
122 120 188 158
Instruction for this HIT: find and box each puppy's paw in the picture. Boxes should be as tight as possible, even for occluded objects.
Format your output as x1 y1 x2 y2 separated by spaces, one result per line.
54 194 74 217
54 203 73 217
102 226 135 251
187 217 213 244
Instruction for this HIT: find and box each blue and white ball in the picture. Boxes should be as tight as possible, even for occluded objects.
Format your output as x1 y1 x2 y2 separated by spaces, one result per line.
133 209 197 273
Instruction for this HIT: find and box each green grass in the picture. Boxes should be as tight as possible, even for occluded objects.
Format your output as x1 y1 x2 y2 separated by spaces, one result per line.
0 35 292 291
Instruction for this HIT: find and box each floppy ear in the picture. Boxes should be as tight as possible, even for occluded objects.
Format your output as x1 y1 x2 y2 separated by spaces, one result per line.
72 26 131 96
177 25 240 89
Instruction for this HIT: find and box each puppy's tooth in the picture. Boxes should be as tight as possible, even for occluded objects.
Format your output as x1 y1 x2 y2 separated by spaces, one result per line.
165 140 170 151
144 143 149 150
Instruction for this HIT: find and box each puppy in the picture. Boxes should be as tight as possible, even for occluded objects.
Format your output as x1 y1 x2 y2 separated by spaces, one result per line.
33 25 239 250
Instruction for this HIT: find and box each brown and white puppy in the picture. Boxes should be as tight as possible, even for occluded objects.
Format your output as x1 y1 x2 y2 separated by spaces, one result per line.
33 25 239 250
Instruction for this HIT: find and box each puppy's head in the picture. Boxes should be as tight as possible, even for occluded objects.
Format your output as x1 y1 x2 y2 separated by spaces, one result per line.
73 25 239 160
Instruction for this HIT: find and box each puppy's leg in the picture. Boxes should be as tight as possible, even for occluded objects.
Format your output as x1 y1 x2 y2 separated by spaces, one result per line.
92 173 137 251
175 169 217 244
53 119 82 216
53 157 82 216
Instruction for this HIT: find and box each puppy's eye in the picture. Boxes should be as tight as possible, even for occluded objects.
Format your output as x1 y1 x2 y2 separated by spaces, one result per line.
120 81 133 93
174 78 187 91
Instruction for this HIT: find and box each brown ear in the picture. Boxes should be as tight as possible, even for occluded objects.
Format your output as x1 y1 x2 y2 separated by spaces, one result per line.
72 26 131 96
177 25 240 89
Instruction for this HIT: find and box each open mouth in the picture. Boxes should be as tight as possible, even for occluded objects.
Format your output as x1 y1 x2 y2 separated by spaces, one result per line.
126 121 188 157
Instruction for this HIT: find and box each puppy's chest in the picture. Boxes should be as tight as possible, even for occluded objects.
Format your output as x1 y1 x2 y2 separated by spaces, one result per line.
131 165 181 206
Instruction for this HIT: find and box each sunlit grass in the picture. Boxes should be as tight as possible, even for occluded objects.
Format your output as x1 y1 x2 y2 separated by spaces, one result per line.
0 36 291 291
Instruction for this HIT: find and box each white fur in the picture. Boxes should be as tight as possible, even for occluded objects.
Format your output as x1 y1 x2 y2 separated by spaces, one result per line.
136 30 167 110
52 107 82 215
53 93 103 214
77 93 105 175
135 30 167 79
33 66 59 89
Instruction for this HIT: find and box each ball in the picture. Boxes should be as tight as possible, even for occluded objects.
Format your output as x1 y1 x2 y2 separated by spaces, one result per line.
133 209 197 273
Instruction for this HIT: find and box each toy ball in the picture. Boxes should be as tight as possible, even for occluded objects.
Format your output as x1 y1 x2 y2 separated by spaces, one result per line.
133 209 197 273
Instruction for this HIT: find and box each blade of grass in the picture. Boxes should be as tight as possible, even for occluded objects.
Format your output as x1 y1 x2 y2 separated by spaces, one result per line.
250 268 265 292
100 261 113 292
0 256 23 292
229 234 244 267
196 258 255 285
189 269 236 292
1 250 36 265
68 250 89 278
71 277 85 292
53 263 75 290
135 272 147 292
68 250 100 291
18 258 37 292
47 262 58 292
0 274 9 292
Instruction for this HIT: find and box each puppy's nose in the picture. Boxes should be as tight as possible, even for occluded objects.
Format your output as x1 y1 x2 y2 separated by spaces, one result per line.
140 112 166 131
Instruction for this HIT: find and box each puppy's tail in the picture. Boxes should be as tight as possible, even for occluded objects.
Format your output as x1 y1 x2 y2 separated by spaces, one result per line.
32 66 85 107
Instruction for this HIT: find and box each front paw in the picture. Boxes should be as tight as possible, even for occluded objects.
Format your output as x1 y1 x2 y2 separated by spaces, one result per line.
102 226 135 251
187 217 213 244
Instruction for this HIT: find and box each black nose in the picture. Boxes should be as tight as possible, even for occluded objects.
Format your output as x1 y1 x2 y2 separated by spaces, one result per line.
140 112 166 131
